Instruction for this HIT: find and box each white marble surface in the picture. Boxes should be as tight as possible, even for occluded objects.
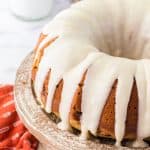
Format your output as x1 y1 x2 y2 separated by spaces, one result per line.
0 0 70 83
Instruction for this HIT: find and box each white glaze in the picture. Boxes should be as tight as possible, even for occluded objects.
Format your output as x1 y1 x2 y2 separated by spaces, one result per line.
58 52 100 130
132 139 149 148
33 0 150 147
81 55 118 138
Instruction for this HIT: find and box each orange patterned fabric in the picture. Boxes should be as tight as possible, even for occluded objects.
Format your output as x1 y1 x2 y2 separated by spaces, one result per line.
0 85 38 150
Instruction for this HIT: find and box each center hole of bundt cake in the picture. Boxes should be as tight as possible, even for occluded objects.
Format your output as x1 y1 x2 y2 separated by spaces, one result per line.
99 41 150 60
96 15 150 60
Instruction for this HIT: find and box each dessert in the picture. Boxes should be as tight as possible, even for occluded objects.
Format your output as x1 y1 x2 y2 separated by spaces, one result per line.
32 0 150 147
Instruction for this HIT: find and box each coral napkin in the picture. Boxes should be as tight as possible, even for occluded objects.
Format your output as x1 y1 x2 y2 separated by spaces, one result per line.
0 85 38 150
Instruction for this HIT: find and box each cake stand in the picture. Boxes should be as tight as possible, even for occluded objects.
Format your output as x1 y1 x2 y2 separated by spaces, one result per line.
14 52 150 150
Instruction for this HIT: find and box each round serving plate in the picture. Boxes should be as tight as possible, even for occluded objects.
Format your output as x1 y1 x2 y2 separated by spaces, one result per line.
14 52 150 150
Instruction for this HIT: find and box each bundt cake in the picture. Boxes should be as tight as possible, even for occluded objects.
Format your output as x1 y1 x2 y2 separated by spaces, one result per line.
32 0 150 147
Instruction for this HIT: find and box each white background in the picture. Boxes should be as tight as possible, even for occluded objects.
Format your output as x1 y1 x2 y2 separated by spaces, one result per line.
0 0 70 83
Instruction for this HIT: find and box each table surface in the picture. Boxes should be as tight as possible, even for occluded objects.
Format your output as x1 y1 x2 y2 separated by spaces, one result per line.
0 0 70 83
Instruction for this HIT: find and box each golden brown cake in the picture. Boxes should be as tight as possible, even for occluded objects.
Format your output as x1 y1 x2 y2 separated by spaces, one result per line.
31 0 150 148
